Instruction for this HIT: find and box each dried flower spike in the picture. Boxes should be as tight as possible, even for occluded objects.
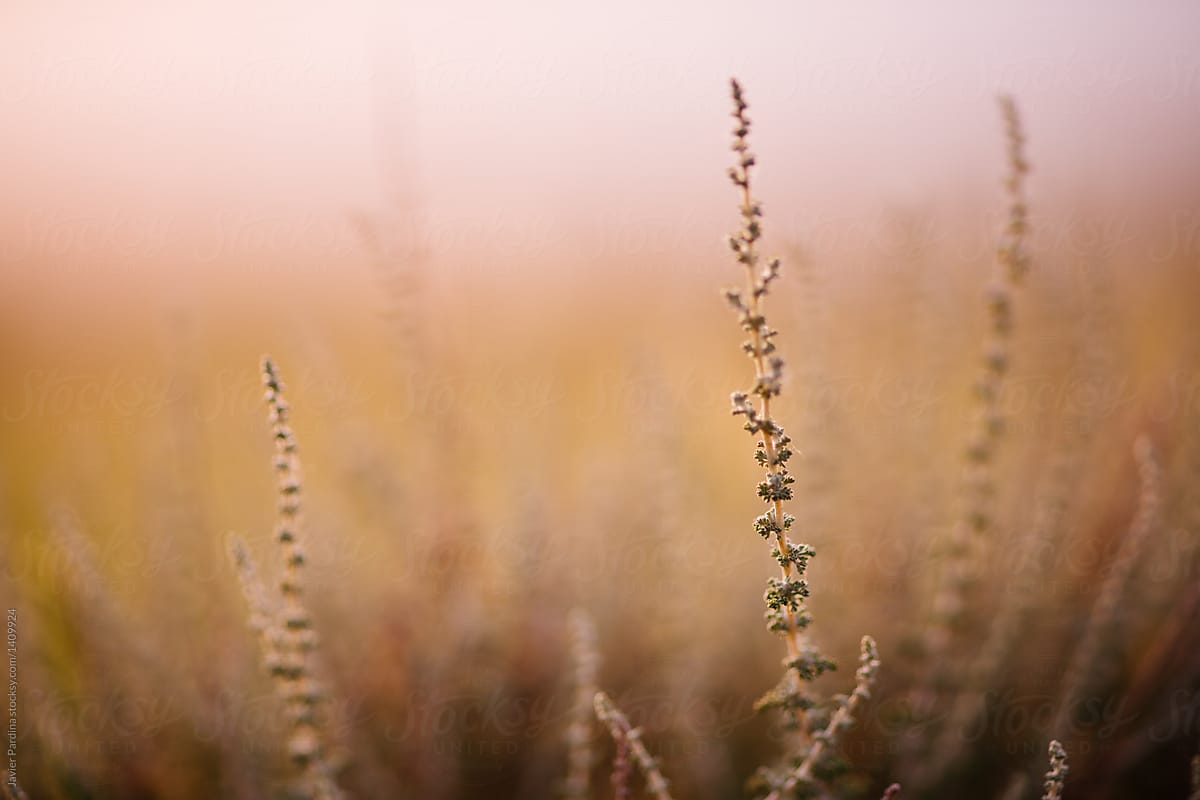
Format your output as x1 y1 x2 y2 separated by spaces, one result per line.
1042 740 1068 800
565 609 600 800
911 94 1033 729
725 76 831 740
763 636 881 800
1052 435 1160 738
593 692 674 800
722 81 881 800
227 357 344 800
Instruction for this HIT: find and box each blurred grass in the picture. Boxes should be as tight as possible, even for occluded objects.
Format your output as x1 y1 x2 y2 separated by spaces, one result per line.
1 205 1199 798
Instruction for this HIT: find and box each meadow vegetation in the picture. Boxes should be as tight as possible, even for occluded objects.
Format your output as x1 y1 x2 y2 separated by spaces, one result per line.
1 79 1198 800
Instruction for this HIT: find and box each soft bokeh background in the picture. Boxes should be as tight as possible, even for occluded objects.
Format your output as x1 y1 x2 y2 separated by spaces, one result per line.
2 2 1199 799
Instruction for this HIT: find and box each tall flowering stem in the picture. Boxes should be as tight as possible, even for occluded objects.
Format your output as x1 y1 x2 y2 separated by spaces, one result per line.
1042 740 1068 800
593 692 674 800
565 610 599 800
912 95 1032 726
1051 436 1160 738
724 78 833 737
257 357 343 800
762 637 881 800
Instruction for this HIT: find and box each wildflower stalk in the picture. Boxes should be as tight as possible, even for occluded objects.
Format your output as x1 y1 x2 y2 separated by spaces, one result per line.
227 357 344 800
762 637 880 800
1042 740 1068 800
612 736 632 800
916 428 1080 786
724 77 832 742
593 692 674 800
722 81 881 800
911 94 1031 724
565 610 599 800
229 536 275 637
1052 436 1160 737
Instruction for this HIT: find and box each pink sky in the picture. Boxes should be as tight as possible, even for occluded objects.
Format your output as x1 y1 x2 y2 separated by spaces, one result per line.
2 1 1198 302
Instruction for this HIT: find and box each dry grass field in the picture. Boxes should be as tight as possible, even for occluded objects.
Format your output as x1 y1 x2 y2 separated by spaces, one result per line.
2 4 1200 799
